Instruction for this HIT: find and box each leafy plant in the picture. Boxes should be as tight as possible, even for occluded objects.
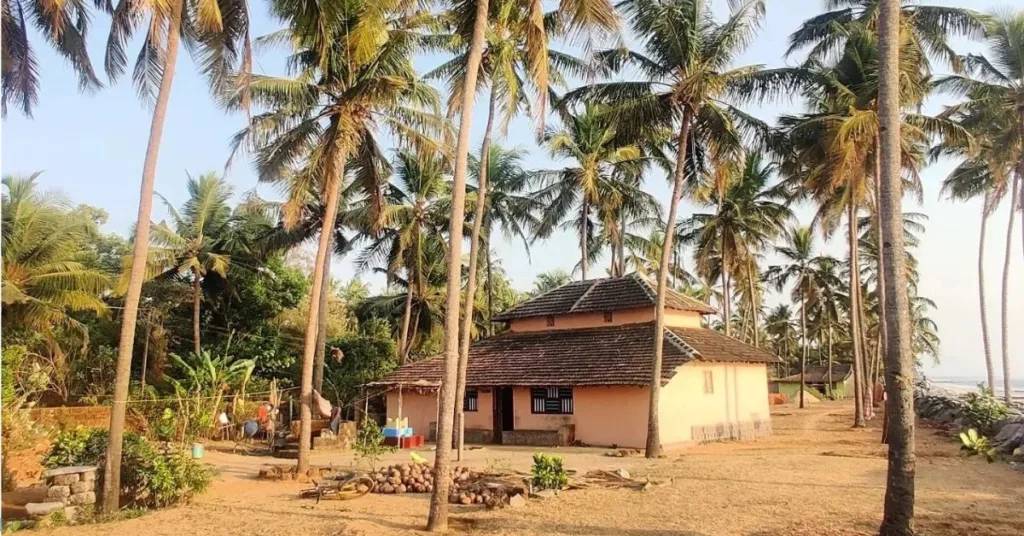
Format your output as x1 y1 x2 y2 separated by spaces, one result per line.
43 427 212 508
961 385 1011 433
959 428 997 463
353 418 395 470
531 453 568 491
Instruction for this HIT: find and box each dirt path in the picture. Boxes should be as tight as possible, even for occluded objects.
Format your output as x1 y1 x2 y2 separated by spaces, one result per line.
30 402 1024 535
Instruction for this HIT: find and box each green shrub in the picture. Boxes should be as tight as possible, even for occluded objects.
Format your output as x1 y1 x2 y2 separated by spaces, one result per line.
959 428 997 462
530 453 568 490
353 418 394 470
961 386 1011 433
43 427 212 508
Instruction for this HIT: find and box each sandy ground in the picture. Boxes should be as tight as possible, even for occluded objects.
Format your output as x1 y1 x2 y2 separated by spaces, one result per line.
16 402 1024 535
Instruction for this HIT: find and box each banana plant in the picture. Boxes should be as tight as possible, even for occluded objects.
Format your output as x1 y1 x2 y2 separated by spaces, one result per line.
959 428 997 463
168 350 254 441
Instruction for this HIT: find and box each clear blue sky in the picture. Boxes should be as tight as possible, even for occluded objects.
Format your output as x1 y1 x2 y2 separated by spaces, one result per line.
2 0 1020 380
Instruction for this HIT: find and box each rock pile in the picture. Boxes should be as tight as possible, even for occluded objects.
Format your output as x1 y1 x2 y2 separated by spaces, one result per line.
24 466 98 525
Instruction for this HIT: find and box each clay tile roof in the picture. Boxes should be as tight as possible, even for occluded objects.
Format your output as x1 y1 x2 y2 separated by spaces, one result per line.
373 322 779 388
776 364 853 383
493 273 716 321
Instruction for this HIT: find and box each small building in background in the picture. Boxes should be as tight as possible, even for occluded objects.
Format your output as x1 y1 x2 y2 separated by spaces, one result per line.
770 364 853 400
372 273 781 449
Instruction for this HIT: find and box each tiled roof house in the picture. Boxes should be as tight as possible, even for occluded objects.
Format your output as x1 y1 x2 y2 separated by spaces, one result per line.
374 273 780 449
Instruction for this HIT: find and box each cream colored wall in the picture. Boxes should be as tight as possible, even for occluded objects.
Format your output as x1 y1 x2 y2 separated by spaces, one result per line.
657 362 771 447
508 307 702 332
573 386 649 448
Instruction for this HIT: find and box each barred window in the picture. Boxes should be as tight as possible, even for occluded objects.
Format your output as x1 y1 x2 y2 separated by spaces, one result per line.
464 388 478 412
531 387 573 414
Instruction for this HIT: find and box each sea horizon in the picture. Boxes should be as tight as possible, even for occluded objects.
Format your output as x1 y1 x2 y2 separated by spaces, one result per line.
925 375 1024 400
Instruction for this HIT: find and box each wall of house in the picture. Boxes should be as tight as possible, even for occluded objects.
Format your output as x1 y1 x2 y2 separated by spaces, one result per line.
508 307 703 332
572 386 650 447
384 388 494 438
658 362 772 447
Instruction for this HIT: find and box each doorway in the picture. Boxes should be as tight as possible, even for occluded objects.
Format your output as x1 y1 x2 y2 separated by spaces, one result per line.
492 386 515 443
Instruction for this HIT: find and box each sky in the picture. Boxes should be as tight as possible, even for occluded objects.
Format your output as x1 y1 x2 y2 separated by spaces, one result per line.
2 0 1021 381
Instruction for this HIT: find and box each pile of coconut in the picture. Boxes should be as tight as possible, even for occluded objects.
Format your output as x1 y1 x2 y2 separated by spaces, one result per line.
369 462 526 507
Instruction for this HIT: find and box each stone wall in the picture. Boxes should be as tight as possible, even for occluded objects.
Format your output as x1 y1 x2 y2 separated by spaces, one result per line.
29 406 112 430
25 466 98 525
500 425 574 447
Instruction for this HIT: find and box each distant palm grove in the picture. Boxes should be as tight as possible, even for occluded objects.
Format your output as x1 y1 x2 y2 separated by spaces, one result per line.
3 0 1024 533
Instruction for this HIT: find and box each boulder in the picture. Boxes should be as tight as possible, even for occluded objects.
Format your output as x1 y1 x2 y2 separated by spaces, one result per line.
614 468 631 479
25 502 65 518
50 473 80 486
67 492 96 505
47 486 71 500
71 481 94 494
533 489 556 499
992 422 1024 453
508 494 526 508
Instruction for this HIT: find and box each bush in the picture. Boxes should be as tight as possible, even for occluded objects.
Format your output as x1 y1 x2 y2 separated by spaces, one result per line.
530 453 568 491
43 427 211 508
961 386 1011 433
959 428 997 462
353 418 394 470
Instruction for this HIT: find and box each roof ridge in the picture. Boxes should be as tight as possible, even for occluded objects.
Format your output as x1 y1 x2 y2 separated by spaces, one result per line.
568 278 601 313
629 272 659 305
662 325 699 360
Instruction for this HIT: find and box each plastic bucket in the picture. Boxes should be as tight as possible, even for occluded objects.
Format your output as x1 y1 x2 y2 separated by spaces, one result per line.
191 443 205 459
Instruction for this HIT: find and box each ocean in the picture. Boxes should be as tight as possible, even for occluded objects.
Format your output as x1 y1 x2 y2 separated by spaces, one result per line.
927 376 1024 402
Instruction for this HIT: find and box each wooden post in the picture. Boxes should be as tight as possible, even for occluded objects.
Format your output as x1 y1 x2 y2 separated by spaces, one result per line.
397 384 404 430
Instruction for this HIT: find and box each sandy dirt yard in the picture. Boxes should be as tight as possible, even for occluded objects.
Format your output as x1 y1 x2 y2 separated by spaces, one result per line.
20 402 1024 535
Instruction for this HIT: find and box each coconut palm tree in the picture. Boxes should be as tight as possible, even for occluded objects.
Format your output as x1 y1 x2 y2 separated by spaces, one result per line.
933 9 1024 404
146 173 237 356
764 226 824 409
531 102 647 280
101 0 254 512
876 0 916 531
530 269 572 295
228 0 446 476
1 0 105 115
765 304 798 377
426 0 617 526
679 151 792 341
357 149 450 364
469 145 541 332
1 174 110 333
562 0 810 458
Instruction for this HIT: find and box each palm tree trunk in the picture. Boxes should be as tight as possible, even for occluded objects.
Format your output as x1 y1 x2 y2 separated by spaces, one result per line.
581 195 589 280
873 134 889 393
878 2 916 530
455 89 498 462
748 258 759 348
297 143 347 475
849 201 866 428
192 269 202 355
827 325 834 399
619 216 627 276
977 195 996 391
313 234 334 394
486 240 494 336
140 315 152 392
722 265 731 336
999 175 1019 405
102 0 184 513
398 286 414 365
853 227 873 419
428 0 488 527
646 109 693 459
800 283 807 410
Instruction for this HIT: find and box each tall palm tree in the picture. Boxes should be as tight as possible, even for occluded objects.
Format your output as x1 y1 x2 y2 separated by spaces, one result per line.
229 0 446 476
1 174 110 333
358 149 450 364
934 9 1024 404
469 145 540 332
566 0 806 458
531 102 645 280
101 0 254 513
764 226 824 409
428 0 591 460
765 304 798 376
426 0 617 527
1 0 105 115
877 0 915 531
679 151 792 342
530 269 572 294
147 173 249 355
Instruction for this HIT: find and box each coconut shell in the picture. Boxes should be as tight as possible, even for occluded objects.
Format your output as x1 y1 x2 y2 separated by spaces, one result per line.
397 484 407 493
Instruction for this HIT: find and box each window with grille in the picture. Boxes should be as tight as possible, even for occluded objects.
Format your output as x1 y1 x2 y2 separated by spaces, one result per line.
464 388 478 412
531 387 573 414
603 311 613 322
703 371 714 395
545 315 555 327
